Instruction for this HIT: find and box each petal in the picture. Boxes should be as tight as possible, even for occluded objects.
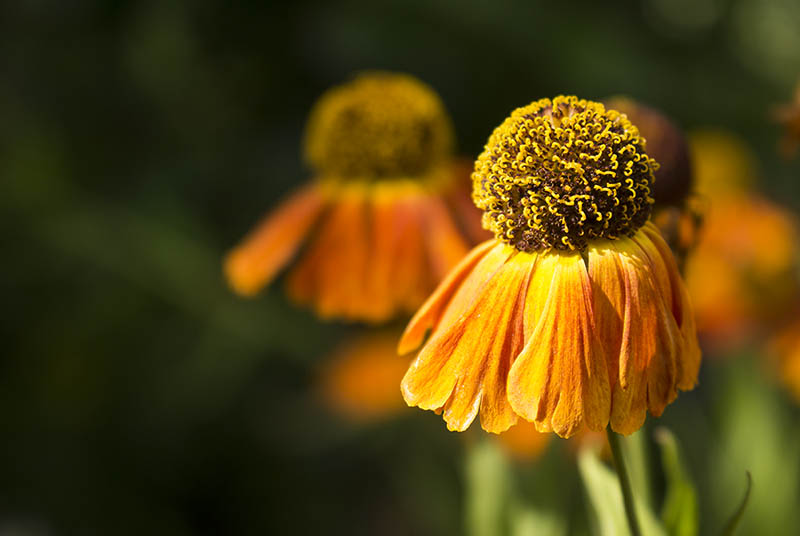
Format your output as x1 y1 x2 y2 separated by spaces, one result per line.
389 191 429 313
588 241 625 390
508 252 611 438
361 186 400 321
401 252 534 432
225 184 326 296
399 240 496 354
287 185 369 320
642 223 701 390
423 196 471 281
606 238 681 433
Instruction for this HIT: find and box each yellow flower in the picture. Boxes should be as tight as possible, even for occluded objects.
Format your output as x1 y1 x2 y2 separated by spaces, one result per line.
224 73 485 322
400 96 701 438
318 332 410 421
683 131 799 346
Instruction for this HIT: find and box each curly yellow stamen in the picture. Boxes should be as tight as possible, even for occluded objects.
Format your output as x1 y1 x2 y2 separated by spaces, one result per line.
473 96 657 252
304 72 454 179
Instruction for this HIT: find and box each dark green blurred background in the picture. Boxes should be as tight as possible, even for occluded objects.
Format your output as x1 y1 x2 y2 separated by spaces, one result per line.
2 1 799 534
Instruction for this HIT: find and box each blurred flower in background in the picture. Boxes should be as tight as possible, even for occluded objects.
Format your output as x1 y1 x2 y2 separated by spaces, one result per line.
683 130 800 349
317 332 410 422
401 96 700 438
225 72 484 323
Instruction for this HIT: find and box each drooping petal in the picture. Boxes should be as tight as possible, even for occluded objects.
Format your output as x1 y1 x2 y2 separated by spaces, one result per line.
401 251 534 432
608 238 680 433
287 184 369 320
642 222 701 390
362 185 400 322
225 184 326 296
390 191 430 313
399 240 496 355
508 252 611 438
423 195 471 281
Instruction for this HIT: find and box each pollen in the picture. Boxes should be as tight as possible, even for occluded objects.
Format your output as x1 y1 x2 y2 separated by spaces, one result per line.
472 96 657 252
304 72 454 179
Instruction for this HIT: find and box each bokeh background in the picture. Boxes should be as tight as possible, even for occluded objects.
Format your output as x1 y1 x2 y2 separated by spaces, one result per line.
2 0 800 534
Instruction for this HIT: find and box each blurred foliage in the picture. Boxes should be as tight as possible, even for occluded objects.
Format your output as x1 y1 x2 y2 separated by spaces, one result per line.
1 0 799 534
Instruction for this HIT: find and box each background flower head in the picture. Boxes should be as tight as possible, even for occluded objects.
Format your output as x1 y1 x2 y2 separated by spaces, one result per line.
224 72 486 323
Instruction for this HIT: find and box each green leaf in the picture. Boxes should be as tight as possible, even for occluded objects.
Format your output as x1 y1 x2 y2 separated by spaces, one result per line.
719 472 752 536
578 447 667 536
654 427 699 536
465 438 511 536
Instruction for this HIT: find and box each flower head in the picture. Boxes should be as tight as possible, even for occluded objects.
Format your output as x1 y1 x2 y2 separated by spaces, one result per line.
305 72 454 179
224 73 486 322
473 96 656 252
401 96 700 438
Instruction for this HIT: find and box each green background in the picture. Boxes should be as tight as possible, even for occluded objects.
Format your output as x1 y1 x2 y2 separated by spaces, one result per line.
1 1 799 534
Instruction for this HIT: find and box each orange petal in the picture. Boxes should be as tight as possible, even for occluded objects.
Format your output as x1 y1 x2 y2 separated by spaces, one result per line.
508 252 611 438
362 186 405 322
399 240 497 355
607 238 680 433
287 185 369 320
423 196 471 282
642 223 701 390
225 184 326 296
401 252 534 432
389 191 429 313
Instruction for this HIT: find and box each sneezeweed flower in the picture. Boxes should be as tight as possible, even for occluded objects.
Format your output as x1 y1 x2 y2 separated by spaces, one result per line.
773 81 800 159
684 131 799 347
225 73 483 322
318 332 409 421
400 96 701 438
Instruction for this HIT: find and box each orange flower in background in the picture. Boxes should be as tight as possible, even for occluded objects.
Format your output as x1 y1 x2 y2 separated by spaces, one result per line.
400 96 701 438
318 332 410 421
770 318 800 403
683 130 799 346
774 82 800 159
497 422 550 460
225 73 486 323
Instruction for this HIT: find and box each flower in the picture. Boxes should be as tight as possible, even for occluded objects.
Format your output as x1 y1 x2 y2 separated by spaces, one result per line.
224 73 486 322
683 130 799 347
318 332 410 421
400 96 701 438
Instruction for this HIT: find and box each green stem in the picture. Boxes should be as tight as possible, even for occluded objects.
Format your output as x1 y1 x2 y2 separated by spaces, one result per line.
607 428 642 536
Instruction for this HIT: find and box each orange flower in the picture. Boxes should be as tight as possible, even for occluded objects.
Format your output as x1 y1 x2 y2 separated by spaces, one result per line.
400 97 701 438
683 131 799 346
224 73 485 322
497 422 550 459
318 332 410 421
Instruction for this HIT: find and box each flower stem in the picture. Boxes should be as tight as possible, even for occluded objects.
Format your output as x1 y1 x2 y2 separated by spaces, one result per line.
606 428 642 536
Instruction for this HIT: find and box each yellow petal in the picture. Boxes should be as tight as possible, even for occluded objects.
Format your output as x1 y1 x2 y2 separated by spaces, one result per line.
508 252 611 438
423 196 471 281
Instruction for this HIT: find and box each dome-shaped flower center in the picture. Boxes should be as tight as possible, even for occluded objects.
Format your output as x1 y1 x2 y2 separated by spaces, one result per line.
473 96 657 252
305 73 454 179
